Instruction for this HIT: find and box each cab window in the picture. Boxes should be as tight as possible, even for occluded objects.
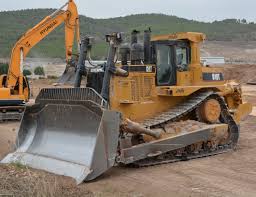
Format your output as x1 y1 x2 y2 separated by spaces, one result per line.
176 47 189 71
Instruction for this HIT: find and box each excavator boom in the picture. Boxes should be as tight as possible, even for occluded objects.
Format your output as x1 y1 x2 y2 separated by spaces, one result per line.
0 0 80 121
7 0 80 90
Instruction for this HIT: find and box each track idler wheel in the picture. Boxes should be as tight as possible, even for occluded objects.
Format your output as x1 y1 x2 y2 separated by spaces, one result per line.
197 98 221 124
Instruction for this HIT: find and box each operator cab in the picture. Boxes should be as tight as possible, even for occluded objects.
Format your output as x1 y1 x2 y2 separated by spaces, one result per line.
152 40 191 86
86 31 205 94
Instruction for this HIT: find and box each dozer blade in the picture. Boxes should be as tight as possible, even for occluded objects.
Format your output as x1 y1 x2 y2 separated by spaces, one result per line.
234 102 253 122
1 88 121 184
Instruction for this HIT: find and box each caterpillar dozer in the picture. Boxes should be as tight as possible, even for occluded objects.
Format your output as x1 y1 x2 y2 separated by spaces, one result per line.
2 30 252 184
0 0 80 121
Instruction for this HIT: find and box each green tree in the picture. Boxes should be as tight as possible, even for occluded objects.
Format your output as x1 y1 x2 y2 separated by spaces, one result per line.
34 66 45 76
1 10 256 58
241 19 247 24
23 69 32 76
0 63 9 75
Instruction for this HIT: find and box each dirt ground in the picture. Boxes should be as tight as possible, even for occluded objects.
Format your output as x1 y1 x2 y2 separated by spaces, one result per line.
224 64 256 84
0 123 17 160
202 41 256 64
0 65 256 197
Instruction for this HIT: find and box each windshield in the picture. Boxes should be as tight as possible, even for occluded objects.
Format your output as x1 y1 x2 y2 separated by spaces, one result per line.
176 47 189 71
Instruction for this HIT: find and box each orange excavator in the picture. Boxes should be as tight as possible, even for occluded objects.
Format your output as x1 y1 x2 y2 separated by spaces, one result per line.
0 0 80 121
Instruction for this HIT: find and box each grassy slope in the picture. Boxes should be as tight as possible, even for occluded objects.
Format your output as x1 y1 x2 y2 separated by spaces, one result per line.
0 9 256 59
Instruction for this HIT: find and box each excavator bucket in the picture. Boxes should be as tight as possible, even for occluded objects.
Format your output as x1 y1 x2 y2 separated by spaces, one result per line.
58 66 76 85
1 88 121 184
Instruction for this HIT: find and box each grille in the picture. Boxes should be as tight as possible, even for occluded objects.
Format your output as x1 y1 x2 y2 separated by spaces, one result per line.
131 77 140 102
143 77 153 98
36 88 108 108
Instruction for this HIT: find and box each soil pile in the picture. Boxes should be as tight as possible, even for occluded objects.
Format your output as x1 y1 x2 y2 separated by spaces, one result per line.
224 64 256 83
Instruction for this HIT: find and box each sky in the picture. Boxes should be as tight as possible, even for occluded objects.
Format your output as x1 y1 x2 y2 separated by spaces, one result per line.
0 0 255 22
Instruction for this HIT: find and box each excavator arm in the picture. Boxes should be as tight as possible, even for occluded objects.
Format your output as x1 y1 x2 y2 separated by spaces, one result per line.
6 0 80 96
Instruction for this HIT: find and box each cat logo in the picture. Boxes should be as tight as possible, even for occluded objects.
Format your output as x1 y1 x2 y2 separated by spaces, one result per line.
146 66 153 73
203 73 224 81
212 73 221 81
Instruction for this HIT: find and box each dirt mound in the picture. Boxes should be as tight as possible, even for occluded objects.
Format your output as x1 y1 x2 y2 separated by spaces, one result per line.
0 164 92 197
224 64 256 83
0 122 18 160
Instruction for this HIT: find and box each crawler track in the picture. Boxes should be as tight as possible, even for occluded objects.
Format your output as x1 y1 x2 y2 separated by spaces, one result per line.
133 91 239 167
0 106 25 122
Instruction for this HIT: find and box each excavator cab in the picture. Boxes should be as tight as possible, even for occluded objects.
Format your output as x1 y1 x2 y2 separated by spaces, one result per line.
0 74 7 88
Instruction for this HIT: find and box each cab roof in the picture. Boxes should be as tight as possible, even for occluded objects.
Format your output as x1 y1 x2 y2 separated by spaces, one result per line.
151 32 206 43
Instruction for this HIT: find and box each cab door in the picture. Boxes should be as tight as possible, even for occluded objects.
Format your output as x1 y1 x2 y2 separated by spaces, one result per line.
155 44 176 86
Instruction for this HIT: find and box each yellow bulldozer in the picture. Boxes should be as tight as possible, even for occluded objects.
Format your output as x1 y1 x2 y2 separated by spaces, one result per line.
2 29 252 184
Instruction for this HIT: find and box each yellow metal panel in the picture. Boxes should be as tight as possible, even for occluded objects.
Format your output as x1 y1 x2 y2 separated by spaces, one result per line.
110 73 185 121
116 80 134 104
202 66 224 73
157 85 226 97
152 32 206 43
0 88 26 100
234 103 253 123
177 71 193 86
0 88 11 99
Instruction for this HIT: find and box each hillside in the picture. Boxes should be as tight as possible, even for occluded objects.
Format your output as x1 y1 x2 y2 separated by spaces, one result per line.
1 9 256 59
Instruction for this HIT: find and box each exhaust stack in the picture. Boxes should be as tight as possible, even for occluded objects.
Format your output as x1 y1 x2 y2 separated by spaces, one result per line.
130 30 144 65
144 28 152 64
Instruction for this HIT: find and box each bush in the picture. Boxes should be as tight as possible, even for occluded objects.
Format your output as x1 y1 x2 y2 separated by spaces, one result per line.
34 66 45 76
0 63 9 75
23 69 32 76
47 75 58 79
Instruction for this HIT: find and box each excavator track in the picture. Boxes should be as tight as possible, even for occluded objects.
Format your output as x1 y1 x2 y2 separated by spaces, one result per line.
0 106 25 122
133 91 239 167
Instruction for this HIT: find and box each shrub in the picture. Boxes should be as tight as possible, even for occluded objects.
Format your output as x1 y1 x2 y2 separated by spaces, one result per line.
34 66 45 76
47 75 58 79
23 69 32 76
